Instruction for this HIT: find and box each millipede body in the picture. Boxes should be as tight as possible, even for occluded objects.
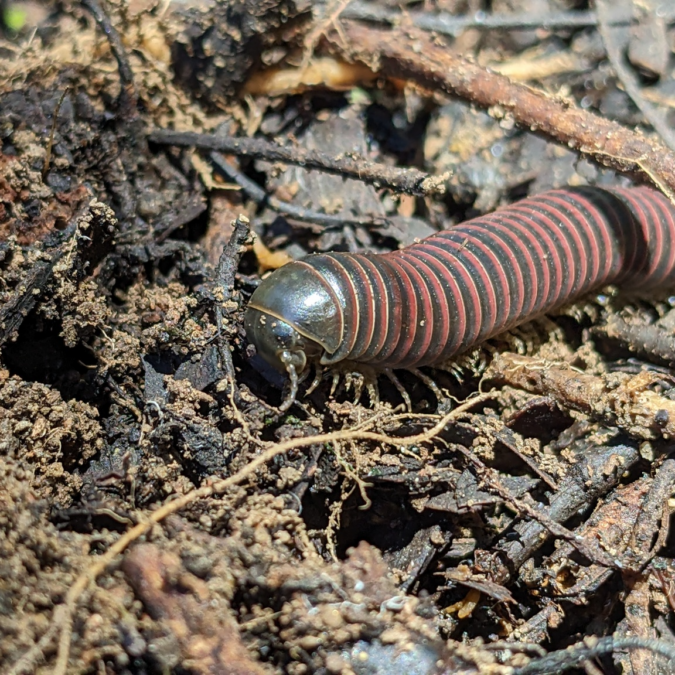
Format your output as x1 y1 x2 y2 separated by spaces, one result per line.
245 186 675 402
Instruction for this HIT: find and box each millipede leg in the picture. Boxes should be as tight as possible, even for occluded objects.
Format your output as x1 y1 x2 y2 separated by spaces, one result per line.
438 361 465 381
305 365 323 397
247 185 675 409
410 368 443 404
345 371 365 405
384 369 412 411
366 379 380 407
330 371 341 397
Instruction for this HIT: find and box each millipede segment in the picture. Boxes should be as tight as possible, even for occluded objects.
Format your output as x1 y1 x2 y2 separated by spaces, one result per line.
244 185 675 404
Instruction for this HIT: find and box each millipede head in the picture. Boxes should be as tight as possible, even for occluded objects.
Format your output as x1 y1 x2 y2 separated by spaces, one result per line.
244 306 321 376
244 260 344 408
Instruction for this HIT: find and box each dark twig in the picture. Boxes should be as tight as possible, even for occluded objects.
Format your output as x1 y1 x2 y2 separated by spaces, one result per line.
0 251 68 347
209 152 388 229
154 197 208 244
340 2 675 37
79 0 139 122
495 440 639 579
595 0 675 153
593 315 675 367
496 427 559 491
149 129 448 197
451 443 627 571
215 215 251 398
323 21 675 200
623 458 675 570
216 216 251 309
507 605 564 645
42 88 69 180
511 636 675 675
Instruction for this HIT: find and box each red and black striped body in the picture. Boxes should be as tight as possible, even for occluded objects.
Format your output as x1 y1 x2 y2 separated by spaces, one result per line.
245 186 675 378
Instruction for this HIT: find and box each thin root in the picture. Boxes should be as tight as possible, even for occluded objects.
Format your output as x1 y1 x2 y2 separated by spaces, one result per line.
29 394 493 675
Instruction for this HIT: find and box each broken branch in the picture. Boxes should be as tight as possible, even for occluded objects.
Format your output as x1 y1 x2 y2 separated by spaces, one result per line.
324 21 675 199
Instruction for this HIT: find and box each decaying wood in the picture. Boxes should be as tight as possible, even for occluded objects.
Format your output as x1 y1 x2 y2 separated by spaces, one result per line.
123 544 268 675
487 353 675 439
496 439 640 580
594 315 675 367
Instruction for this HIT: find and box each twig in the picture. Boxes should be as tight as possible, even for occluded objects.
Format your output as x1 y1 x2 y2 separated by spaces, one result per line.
495 427 559 491
536 475 651 599
215 215 251 400
623 458 675 570
79 0 139 122
593 315 675 367
16 395 489 675
451 444 627 570
301 0 352 72
487 353 675 440
148 129 448 197
495 439 639 579
595 0 675 153
42 88 69 180
511 636 675 675
508 604 564 645
323 21 675 200
153 196 207 244
0 251 67 347
209 152 387 229
339 2 675 37
216 216 250 312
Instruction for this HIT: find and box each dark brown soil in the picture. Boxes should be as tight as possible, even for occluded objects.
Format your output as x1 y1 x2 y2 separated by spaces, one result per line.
1 2 675 674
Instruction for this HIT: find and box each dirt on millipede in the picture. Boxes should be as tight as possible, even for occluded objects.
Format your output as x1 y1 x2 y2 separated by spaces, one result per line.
1 1 675 674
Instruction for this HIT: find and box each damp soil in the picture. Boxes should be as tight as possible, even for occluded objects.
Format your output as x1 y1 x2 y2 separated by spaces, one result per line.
1 2 675 675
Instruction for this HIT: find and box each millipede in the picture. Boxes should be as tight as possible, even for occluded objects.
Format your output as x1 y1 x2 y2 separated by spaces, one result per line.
244 185 675 409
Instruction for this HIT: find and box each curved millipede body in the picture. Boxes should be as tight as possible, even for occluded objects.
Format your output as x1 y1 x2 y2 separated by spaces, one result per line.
245 186 675 406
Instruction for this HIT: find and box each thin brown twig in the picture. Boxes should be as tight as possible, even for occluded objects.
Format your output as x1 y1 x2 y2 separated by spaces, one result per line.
214 214 251 403
148 129 449 197
595 0 675 153
7 394 491 675
323 21 675 200
79 0 139 124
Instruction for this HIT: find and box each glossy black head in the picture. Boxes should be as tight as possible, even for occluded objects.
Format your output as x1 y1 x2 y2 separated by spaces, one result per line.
245 260 343 376
245 307 323 375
